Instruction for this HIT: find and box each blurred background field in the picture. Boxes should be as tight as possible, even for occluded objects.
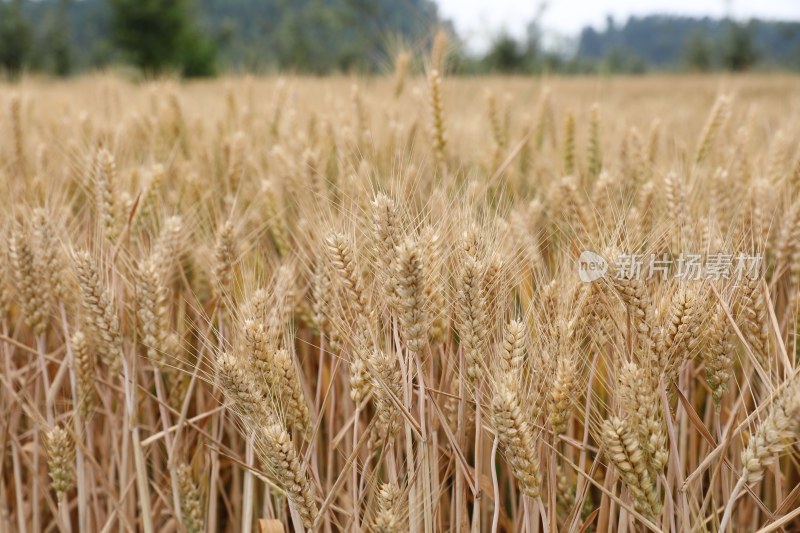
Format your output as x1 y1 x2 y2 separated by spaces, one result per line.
4 72 799 148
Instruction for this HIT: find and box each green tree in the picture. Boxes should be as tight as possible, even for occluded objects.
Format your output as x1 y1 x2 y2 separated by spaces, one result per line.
483 33 526 73
684 30 712 71
110 0 215 76
181 29 217 77
0 0 33 78
47 0 73 76
722 20 758 71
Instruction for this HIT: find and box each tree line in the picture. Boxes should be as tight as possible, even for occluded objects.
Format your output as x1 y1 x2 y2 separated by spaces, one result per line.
0 0 444 78
1 0 798 78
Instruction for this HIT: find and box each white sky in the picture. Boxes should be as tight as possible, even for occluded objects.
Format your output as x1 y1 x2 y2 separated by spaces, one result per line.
434 0 800 52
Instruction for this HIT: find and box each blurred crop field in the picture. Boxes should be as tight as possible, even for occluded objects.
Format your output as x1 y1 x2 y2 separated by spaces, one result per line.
1 71 800 533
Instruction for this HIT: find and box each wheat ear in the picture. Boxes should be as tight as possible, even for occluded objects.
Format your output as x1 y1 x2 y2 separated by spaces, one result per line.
394 236 429 353
720 379 800 531
71 329 96 418
600 416 661 517
373 481 405 533
45 425 75 500
8 226 50 335
429 69 447 172
94 148 119 242
73 251 123 372
213 221 237 295
616 361 669 475
256 420 319 529
177 463 204 533
491 376 542 498
548 353 577 435
588 103 602 178
695 94 731 164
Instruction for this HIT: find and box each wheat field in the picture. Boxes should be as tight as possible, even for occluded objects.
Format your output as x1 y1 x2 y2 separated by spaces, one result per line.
1 69 800 533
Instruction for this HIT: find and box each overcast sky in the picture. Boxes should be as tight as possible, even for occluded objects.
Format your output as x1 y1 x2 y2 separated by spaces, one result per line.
434 0 800 52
